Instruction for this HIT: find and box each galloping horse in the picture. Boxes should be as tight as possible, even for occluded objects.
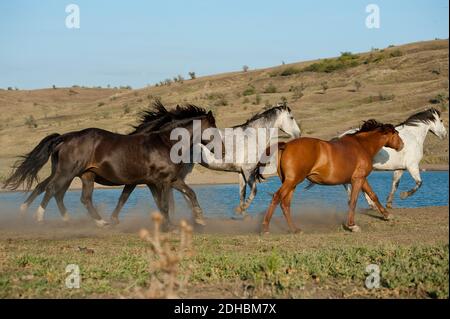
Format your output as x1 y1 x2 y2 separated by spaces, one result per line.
199 103 301 214
253 120 404 233
340 108 447 208
4 104 217 229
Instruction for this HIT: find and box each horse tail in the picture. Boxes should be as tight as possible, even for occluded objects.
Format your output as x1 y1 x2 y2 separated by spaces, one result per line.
252 142 286 182
3 133 62 191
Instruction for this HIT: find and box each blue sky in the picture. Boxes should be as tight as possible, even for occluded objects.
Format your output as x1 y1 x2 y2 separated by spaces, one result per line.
0 0 448 89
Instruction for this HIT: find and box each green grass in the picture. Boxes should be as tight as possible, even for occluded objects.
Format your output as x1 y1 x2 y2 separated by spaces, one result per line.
0 233 448 298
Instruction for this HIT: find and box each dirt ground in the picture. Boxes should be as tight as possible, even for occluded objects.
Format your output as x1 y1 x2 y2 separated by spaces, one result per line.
0 205 448 298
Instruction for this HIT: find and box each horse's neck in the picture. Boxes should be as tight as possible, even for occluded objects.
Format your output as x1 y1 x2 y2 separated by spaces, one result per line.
397 123 430 146
355 132 387 157
242 117 278 145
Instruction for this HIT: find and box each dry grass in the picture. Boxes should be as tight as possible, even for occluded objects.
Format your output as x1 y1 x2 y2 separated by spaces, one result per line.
0 39 448 183
137 212 193 298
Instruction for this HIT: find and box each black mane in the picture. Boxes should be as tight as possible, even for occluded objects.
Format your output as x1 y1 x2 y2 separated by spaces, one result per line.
131 100 209 134
237 103 291 128
397 108 441 127
354 119 396 134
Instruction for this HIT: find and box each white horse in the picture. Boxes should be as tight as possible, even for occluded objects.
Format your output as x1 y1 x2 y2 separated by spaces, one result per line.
340 108 447 209
199 103 301 214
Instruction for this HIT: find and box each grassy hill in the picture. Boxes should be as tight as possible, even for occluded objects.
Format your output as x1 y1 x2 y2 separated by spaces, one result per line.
0 39 448 184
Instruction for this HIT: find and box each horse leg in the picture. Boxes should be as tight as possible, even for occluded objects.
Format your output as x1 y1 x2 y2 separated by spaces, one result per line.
20 176 52 215
234 173 247 214
34 174 73 223
262 180 296 234
386 170 404 208
171 179 206 226
241 173 258 212
345 177 364 232
362 180 392 221
55 181 72 221
280 188 301 233
153 184 173 231
110 184 136 225
400 166 422 199
345 184 376 210
80 172 108 227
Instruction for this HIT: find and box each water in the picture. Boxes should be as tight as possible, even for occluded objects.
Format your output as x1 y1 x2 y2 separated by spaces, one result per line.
0 171 448 220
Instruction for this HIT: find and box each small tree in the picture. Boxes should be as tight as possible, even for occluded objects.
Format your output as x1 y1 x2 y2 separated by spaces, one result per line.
242 65 249 72
354 80 362 92
188 72 196 80
52 84 56 89
321 81 329 94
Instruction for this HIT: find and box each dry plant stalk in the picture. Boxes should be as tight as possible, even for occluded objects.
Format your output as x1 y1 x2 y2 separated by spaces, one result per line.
138 211 193 298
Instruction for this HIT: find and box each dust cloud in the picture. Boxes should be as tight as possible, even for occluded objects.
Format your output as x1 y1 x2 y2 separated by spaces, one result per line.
0 201 348 240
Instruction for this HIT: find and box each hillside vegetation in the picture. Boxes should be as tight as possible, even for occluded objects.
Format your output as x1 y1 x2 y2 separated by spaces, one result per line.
0 39 448 183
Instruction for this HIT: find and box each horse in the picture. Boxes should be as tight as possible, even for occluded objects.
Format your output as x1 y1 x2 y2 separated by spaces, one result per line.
3 104 217 229
252 120 404 234
339 108 447 209
198 103 301 215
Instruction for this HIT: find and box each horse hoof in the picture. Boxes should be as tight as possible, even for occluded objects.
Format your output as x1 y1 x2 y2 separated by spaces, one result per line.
95 219 109 227
62 214 71 222
344 224 361 232
386 203 393 209
234 206 245 215
261 231 270 236
384 214 394 221
20 203 28 214
293 228 303 234
400 192 408 200
195 218 206 226
110 217 120 225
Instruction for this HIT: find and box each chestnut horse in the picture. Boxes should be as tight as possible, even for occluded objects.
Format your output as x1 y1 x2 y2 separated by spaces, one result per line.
253 120 404 233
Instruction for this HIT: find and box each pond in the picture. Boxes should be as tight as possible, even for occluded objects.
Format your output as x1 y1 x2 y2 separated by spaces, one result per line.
0 171 447 221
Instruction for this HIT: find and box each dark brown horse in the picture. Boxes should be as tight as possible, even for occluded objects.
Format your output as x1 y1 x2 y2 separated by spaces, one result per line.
4 104 217 229
253 120 404 233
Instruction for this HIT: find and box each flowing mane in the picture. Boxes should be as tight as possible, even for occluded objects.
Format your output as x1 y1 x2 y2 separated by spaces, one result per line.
131 100 209 134
353 119 396 134
237 103 291 128
397 108 441 127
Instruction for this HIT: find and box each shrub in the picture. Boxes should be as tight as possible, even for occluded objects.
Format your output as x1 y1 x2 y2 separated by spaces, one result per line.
354 80 362 92
188 72 196 80
25 115 37 128
321 81 329 93
242 85 256 96
389 49 403 57
302 52 360 73
252 94 261 105
123 104 131 114
429 93 448 105
290 84 305 101
242 65 249 72
279 67 301 76
264 83 277 94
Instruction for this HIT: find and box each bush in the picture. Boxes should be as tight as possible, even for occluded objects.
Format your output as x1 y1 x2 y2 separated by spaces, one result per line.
242 65 249 72
189 72 196 80
25 115 37 128
280 67 301 76
429 93 448 104
302 52 360 73
289 84 305 101
253 94 261 105
389 49 403 57
321 81 329 93
264 83 277 94
123 104 131 114
242 85 256 96
354 80 362 92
